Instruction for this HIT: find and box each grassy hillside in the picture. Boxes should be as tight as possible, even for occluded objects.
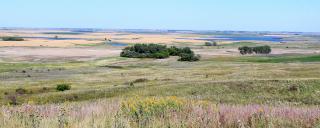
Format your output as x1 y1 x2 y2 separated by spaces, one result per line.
1 40 320 127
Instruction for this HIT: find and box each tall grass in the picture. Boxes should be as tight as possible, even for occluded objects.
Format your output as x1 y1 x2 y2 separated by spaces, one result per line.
1 97 320 128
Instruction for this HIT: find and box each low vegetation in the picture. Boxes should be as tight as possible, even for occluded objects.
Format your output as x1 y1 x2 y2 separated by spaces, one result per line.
239 55 320 63
204 41 217 46
178 52 200 61
1 36 24 41
56 84 71 91
239 45 272 55
1 98 320 128
120 44 200 61
15 88 28 95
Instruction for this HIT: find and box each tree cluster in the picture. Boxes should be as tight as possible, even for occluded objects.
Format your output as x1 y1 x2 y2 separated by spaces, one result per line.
1 36 24 41
238 45 271 55
120 44 200 61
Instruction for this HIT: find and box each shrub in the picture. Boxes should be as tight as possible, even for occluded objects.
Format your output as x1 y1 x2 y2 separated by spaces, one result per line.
212 41 217 46
178 53 201 62
167 46 182 56
205 41 217 46
16 88 27 95
176 47 200 61
152 50 170 59
205 42 212 46
129 82 134 87
133 78 149 83
168 46 197 56
56 84 71 91
180 47 193 54
120 50 143 58
1 36 24 41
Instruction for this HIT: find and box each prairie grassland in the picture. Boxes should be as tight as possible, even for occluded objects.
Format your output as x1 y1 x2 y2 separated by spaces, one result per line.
1 54 320 127
0 54 320 106
1 29 320 127
1 97 320 128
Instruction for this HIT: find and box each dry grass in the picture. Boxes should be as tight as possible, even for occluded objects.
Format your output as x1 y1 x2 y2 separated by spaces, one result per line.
0 30 207 47
1 98 320 128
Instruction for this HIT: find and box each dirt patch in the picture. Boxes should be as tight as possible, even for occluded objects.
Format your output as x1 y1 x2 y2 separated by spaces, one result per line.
0 47 121 61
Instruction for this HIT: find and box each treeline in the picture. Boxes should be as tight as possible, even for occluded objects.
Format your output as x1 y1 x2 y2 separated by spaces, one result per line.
120 44 200 61
238 45 271 55
1 36 24 41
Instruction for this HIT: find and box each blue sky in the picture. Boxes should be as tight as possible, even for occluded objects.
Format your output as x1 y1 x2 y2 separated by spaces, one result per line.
0 0 319 32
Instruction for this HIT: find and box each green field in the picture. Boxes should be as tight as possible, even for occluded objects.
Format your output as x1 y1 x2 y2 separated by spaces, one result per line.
1 55 320 105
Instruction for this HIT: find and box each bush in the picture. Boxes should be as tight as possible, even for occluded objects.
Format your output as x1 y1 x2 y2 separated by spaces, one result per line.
1 36 24 41
205 41 217 46
152 50 170 59
177 47 201 62
168 46 182 56
212 42 217 46
16 88 27 95
133 78 149 83
178 53 201 62
56 84 71 91
180 47 193 54
168 46 197 57
239 45 271 55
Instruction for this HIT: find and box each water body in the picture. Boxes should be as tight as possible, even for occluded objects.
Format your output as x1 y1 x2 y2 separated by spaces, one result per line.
107 42 128 47
23 37 82 40
195 36 283 42
217 36 283 42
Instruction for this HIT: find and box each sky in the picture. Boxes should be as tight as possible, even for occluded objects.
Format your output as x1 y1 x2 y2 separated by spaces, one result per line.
0 0 319 32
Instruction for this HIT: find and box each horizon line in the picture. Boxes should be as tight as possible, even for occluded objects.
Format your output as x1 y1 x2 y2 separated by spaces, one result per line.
0 27 319 34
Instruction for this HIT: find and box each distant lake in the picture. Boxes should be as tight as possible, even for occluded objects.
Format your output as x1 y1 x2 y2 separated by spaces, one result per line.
196 35 283 42
107 42 128 47
23 37 82 40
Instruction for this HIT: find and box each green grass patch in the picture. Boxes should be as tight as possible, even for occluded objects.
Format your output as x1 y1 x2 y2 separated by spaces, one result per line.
220 42 258 47
0 61 89 73
239 55 320 63
204 55 320 63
